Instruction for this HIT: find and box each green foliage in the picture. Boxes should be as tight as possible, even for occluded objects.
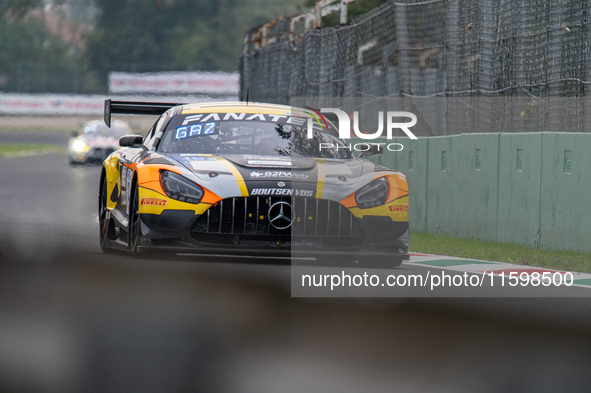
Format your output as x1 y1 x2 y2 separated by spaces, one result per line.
0 0 42 19
0 8 85 93
85 0 303 83
1 0 304 93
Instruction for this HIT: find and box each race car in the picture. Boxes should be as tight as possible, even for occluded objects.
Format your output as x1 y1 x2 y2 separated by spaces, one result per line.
69 119 132 165
99 100 409 266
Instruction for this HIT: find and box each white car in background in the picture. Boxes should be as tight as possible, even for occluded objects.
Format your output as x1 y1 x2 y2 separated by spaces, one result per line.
68 120 133 165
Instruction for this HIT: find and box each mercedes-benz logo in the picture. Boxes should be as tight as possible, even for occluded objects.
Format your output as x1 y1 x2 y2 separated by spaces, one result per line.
268 201 294 230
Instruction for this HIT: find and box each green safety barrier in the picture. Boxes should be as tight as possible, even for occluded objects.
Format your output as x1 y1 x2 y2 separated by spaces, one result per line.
366 132 591 252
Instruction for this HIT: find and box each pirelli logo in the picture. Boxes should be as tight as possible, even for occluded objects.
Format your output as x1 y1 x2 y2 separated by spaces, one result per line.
388 205 409 212
141 198 167 206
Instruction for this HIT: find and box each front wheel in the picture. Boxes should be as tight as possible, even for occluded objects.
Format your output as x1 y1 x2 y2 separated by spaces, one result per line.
127 181 174 259
128 180 142 256
98 174 114 253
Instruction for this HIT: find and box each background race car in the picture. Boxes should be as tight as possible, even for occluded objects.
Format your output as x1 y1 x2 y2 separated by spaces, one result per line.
69 119 133 165
99 100 409 267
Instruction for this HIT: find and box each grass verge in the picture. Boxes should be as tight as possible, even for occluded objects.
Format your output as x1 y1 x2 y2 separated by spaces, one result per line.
0 143 57 157
410 231 591 274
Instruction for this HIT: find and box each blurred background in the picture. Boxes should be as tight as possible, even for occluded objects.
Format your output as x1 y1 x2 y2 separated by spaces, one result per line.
0 0 302 94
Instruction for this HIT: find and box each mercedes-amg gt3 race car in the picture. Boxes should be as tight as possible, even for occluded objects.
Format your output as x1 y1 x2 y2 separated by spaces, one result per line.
99 100 409 266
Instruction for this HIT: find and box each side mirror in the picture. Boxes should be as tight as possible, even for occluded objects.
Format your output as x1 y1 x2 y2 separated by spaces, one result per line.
358 143 383 158
119 135 144 148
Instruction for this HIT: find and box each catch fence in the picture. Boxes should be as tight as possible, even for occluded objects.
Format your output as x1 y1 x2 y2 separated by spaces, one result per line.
240 0 591 134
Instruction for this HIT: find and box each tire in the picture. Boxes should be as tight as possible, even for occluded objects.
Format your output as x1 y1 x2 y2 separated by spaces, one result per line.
98 174 115 253
127 179 175 260
128 179 142 256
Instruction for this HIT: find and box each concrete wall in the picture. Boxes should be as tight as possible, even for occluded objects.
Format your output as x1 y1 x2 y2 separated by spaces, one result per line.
369 132 591 252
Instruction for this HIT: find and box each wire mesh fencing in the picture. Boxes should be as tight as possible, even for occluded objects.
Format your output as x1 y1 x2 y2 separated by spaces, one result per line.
240 0 591 134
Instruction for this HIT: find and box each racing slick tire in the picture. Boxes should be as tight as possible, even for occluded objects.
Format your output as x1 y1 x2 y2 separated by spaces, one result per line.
127 180 172 259
98 174 115 254
128 179 143 257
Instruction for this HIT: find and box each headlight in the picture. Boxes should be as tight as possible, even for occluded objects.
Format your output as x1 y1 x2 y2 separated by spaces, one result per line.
160 171 204 204
72 139 89 153
355 177 389 209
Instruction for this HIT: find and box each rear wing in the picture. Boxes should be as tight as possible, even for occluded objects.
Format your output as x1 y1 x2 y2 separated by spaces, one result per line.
104 99 185 127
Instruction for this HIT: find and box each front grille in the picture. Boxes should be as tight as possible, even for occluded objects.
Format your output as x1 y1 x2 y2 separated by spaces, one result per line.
191 197 364 245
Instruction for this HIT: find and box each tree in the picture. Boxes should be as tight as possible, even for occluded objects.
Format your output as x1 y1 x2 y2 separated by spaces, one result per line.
84 0 302 85
0 1 85 93
0 0 41 19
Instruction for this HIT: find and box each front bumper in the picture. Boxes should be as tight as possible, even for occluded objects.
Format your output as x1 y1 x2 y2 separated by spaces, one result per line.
137 203 409 259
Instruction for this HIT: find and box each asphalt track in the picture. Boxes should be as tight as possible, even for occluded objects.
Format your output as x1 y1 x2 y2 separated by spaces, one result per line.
2 131 591 392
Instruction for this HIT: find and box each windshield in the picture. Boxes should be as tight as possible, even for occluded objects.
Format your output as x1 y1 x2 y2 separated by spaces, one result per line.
157 114 353 159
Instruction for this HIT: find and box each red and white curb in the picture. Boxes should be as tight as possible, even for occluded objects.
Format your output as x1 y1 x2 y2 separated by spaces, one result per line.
405 253 591 288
